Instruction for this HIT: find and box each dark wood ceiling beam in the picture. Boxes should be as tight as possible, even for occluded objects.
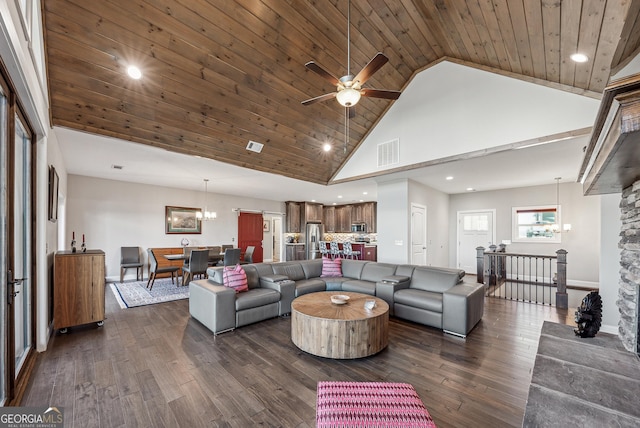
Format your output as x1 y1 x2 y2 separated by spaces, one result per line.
610 1 640 73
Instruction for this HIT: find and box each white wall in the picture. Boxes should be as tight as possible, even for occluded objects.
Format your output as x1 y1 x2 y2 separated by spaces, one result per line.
449 182 601 286
336 61 599 180
376 180 409 263
376 179 449 266
66 175 285 281
407 180 449 267
599 193 622 333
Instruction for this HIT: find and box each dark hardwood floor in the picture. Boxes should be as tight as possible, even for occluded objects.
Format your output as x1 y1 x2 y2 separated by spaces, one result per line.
23 281 573 427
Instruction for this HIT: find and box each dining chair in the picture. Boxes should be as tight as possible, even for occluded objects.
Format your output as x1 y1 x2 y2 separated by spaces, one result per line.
182 246 196 269
181 249 209 286
243 246 255 263
207 246 222 266
219 248 241 266
342 242 361 260
147 249 180 290
329 241 342 259
120 246 143 282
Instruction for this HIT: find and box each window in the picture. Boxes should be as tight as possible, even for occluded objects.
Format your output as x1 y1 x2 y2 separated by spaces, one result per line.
512 206 561 243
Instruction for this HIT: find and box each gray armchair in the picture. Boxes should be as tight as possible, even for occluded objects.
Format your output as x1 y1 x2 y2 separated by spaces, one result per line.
120 246 143 282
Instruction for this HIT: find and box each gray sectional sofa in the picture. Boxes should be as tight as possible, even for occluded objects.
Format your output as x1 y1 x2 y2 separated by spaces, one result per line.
189 258 484 338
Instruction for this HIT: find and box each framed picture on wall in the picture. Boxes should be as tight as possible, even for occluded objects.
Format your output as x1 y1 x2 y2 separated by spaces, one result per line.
263 219 270 232
165 206 202 234
48 165 59 222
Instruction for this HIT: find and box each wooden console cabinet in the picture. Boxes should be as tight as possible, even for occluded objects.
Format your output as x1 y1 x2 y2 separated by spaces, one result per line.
54 250 105 331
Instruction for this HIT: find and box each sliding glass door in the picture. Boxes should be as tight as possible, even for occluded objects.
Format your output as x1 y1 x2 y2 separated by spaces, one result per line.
0 65 35 405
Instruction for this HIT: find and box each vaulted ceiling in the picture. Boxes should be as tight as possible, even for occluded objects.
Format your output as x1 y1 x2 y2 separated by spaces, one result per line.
43 1 640 185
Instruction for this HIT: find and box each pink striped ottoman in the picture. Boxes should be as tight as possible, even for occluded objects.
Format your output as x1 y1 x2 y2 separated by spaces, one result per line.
316 381 437 427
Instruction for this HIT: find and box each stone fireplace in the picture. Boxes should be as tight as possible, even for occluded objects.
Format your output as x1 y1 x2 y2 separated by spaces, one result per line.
619 182 640 355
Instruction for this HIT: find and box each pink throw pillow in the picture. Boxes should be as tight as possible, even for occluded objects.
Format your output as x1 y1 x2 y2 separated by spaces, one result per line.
223 264 248 293
321 257 342 277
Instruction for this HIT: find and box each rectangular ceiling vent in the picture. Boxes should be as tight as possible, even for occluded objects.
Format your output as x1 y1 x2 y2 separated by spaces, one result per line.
246 140 264 153
377 138 399 168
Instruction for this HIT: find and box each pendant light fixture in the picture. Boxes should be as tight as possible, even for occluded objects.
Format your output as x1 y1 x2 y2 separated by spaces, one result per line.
196 179 217 221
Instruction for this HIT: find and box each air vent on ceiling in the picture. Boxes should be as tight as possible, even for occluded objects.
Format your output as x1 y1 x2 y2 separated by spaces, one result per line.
111 164 124 170
246 140 264 153
377 138 399 168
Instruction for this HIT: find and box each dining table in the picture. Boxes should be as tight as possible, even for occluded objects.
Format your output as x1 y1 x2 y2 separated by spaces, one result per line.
164 252 225 265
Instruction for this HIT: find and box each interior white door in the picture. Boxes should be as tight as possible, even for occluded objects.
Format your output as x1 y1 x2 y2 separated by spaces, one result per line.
411 203 427 266
457 210 495 274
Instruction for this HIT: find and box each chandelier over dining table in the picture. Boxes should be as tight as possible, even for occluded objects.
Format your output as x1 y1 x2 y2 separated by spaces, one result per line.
197 178 217 221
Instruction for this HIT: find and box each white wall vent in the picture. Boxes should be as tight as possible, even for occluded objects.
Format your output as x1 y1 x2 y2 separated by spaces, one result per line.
246 140 264 153
377 138 399 167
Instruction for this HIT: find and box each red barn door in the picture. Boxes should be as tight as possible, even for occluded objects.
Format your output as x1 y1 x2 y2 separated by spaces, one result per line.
238 212 263 263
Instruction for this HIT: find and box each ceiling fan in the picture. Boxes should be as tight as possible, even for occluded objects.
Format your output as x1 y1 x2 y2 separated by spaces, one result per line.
301 0 401 113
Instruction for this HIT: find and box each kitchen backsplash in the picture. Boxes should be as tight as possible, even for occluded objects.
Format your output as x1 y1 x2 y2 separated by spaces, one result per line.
284 232 377 243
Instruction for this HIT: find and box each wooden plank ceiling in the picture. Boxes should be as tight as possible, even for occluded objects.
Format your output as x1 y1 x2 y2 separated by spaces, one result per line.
43 0 640 185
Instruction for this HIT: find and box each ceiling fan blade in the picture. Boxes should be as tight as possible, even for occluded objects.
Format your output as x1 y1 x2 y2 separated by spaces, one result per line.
360 88 401 100
348 106 356 119
353 52 389 86
301 92 337 105
305 61 340 86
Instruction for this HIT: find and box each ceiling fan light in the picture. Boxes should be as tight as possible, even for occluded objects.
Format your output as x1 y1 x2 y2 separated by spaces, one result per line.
336 88 361 107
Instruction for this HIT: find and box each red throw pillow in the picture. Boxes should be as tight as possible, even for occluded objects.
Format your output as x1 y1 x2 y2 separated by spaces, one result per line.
223 264 248 293
321 257 342 277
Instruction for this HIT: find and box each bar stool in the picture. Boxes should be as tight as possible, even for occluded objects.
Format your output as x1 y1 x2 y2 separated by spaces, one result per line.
319 241 330 258
329 241 342 259
342 242 361 260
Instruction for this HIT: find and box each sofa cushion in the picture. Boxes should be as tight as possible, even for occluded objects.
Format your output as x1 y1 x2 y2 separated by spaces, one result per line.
294 278 327 297
272 262 306 281
410 267 462 293
322 277 351 291
341 259 368 279
394 289 443 313
301 259 323 279
341 280 376 295
222 264 248 293
241 264 262 289
321 257 342 277
235 288 280 311
361 263 397 282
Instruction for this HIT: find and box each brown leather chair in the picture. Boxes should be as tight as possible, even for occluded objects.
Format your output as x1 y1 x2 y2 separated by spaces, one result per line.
147 249 179 290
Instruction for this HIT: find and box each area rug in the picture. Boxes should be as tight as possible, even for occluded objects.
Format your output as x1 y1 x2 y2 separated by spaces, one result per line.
316 381 437 427
109 278 189 308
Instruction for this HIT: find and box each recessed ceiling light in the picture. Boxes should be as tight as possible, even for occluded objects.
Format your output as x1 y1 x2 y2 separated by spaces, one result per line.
570 53 588 63
466 187 475 192
363 191 368 195
323 143 332 152
446 176 454 180
333 202 337 205
359 199 364 202
337 195 343 198
311 199 316 202
127 65 142 79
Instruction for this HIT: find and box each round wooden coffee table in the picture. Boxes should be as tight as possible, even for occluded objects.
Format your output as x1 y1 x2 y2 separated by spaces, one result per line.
291 291 389 359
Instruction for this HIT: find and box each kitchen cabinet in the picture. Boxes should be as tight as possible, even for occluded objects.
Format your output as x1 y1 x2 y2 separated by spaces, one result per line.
352 202 377 233
323 206 336 232
335 205 352 232
300 202 322 223
286 244 306 261
362 245 377 261
54 250 105 332
286 202 301 233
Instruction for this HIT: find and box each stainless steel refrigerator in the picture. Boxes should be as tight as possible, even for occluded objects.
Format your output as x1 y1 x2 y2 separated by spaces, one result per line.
305 222 324 259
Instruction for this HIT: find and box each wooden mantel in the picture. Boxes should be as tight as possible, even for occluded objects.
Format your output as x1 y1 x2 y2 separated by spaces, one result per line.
579 73 640 195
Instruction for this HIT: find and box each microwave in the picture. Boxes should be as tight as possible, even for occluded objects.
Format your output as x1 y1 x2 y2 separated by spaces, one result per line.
351 223 367 233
